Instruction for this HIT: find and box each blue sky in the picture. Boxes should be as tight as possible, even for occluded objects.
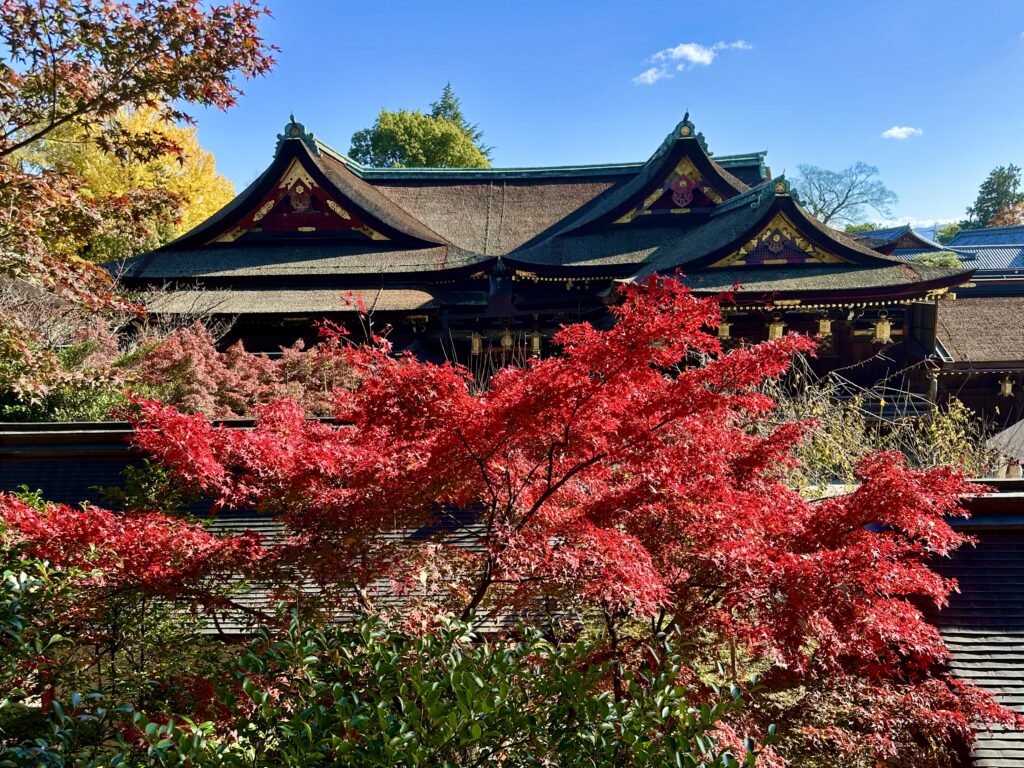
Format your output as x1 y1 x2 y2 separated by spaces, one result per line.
191 0 1024 227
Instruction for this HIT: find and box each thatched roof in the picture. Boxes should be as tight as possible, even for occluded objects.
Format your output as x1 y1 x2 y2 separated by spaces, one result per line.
145 287 487 315
113 116 972 313
936 297 1024 366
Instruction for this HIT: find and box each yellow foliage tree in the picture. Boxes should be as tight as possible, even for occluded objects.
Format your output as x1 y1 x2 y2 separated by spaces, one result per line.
19 108 235 261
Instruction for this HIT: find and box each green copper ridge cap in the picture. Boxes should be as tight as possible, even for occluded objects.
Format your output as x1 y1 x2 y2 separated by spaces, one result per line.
708 175 802 217
276 115 321 157
650 112 711 160
770 175 803 206
711 178 776 215
279 117 765 180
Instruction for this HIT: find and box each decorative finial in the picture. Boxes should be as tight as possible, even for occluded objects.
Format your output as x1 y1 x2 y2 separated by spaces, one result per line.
275 115 320 157
771 175 803 205
675 112 710 154
650 112 710 160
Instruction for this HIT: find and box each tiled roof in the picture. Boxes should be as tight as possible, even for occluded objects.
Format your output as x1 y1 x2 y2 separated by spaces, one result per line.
949 225 1024 247
892 248 944 259
0 424 519 636
950 246 1024 271
936 297 1024 365
857 224 915 242
852 224 943 252
928 485 1024 768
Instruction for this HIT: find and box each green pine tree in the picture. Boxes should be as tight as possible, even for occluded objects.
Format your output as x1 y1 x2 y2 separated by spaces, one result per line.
430 82 492 160
962 164 1024 229
349 84 492 168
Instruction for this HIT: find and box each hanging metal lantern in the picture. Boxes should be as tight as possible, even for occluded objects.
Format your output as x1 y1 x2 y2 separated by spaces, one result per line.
817 317 832 336
530 331 543 356
1000 376 1014 397
873 311 892 344
717 322 731 340
500 329 514 350
767 313 785 341
470 332 483 356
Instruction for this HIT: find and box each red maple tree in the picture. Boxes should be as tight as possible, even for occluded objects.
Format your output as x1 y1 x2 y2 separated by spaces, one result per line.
119 277 1020 764
3 277 1018 764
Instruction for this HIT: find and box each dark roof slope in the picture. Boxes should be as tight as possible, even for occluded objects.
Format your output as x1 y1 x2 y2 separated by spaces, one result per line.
676 263 967 298
372 176 621 255
118 244 486 280
928 486 1024 768
936 297 1024 366
145 287 488 315
854 224 943 252
854 224 918 242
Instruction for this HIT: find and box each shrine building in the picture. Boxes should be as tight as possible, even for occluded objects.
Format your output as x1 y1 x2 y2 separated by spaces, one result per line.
115 115 1022 427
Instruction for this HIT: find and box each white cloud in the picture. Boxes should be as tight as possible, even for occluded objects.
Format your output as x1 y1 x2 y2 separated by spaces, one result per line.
874 216 956 229
634 40 751 84
881 125 923 140
713 40 753 51
654 42 717 67
632 67 672 86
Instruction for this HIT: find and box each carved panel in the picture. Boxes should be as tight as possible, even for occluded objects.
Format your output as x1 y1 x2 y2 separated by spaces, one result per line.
709 213 849 267
615 157 725 224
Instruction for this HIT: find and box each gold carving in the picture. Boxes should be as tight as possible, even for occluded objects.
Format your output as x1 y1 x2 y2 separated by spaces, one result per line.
353 224 389 241
680 125 691 136
251 199 275 222
709 212 850 267
213 227 245 243
277 159 317 190
209 158 391 242
326 199 351 220
614 156 724 224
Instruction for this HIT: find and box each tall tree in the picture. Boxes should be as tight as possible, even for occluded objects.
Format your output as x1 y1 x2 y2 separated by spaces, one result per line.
0 0 275 308
122 277 1018 766
0 0 274 401
794 162 898 226
430 82 492 160
18 107 236 262
961 164 1024 229
349 85 491 168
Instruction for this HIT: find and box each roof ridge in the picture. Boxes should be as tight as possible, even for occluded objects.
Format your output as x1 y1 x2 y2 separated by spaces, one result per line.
955 223 1024 235
275 115 767 181
710 175 795 216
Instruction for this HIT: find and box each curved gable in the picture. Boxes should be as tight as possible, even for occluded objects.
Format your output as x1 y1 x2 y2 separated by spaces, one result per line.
164 131 448 250
549 116 751 235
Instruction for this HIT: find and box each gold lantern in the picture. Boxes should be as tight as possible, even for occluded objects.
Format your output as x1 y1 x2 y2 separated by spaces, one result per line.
767 313 785 341
500 329 514 351
873 311 892 344
1000 376 1014 397
470 332 483 356
817 317 832 336
530 331 543 356
717 322 731 340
